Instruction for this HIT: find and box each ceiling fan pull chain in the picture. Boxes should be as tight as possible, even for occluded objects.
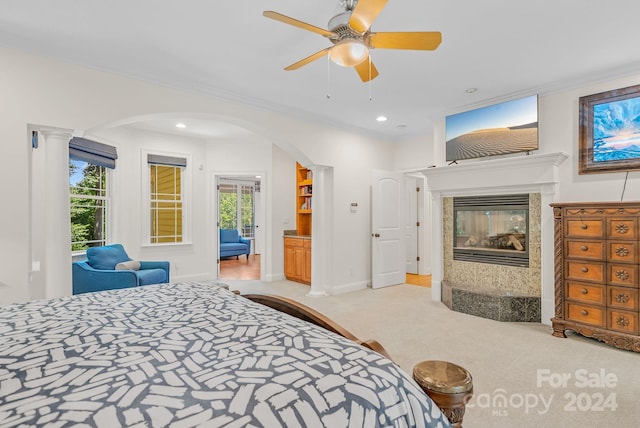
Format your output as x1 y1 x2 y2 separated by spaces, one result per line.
326 54 331 99
368 55 373 101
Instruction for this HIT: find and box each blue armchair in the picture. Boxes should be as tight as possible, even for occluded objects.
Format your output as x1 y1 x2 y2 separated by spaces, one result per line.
72 244 170 295
220 229 251 259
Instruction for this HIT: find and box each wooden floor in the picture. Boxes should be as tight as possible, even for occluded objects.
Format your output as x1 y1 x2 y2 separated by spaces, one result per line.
220 257 430 286
406 273 431 287
219 254 260 280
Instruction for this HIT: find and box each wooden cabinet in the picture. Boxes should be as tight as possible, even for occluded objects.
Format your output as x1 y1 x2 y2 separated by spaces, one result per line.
284 237 311 284
551 202 640 352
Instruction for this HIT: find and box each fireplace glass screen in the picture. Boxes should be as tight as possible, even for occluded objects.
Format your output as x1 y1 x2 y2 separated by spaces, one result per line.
453 194 529 267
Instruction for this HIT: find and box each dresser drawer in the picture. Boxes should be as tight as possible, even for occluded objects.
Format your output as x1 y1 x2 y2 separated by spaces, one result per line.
607 309 639 335
565 218 604 239
607 218 638 240
565 240 605 260
566 302 605 328
566 282 605 305
608 263 638 287
565 260 605 283
607 287 639 310
608 241 639 263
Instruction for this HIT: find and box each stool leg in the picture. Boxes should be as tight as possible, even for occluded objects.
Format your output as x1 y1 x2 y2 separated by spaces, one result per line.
412 361 473 428
423 389 473 428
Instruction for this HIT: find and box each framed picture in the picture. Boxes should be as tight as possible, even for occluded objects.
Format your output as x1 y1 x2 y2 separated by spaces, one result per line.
579 83 640 174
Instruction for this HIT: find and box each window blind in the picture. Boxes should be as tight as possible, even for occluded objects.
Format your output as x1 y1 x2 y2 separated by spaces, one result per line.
147 154 187 167
69 137 118 169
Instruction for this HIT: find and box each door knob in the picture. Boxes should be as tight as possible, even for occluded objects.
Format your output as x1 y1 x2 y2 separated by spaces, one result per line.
372 233 380 238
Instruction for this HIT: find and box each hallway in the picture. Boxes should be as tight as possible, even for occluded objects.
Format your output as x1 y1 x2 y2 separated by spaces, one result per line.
219 254 260 280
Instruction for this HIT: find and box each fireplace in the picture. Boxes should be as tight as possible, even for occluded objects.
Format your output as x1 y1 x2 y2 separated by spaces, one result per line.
421 152 569 325
453 194 529 267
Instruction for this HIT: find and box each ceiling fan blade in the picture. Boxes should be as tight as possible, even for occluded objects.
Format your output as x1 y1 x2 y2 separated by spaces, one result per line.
263 11 335 37
349 0 388 33
284 48 331 71
368 31 442 50
354 57 379 82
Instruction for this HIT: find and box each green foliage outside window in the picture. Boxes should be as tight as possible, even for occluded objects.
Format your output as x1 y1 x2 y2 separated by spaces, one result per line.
219 184 254 238
70 160 107 251
219 191 237 229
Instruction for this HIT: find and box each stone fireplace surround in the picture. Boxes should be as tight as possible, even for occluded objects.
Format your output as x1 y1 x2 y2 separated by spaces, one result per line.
442 194 541 321
422 152 568 325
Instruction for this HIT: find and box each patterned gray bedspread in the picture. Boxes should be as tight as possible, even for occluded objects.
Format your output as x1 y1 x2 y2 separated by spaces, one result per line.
0 282 449 427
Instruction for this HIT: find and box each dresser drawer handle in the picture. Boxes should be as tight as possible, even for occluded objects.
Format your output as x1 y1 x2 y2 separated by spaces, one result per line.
615 270 630 281
581 224 588 230
616 315 630 327
615 293 631 304
615 224 630 234
615 247 630 257
581 288 588 294
581 267 589 273
581 245 588 251
581 309 588 316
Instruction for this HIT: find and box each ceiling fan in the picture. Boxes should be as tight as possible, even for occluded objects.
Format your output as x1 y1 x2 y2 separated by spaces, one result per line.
263 0 442 82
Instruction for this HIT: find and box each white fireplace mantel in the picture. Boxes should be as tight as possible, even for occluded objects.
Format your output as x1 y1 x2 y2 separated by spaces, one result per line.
422 152 568 325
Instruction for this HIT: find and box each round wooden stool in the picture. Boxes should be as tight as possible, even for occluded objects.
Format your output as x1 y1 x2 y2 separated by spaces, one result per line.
413 360 473 428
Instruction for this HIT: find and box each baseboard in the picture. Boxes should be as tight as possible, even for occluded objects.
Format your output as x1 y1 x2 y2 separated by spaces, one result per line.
329 280 368 295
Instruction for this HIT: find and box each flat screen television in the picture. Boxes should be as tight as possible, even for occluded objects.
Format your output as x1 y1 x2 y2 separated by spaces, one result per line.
445 94 538 162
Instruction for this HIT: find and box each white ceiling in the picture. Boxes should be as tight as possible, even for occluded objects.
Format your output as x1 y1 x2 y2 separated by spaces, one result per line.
3 0 640 141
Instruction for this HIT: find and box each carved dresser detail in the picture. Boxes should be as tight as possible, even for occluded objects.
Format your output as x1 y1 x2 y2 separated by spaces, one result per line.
551 202 640 352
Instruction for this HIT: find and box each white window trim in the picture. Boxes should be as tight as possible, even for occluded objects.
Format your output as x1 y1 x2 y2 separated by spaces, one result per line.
141 149 192 246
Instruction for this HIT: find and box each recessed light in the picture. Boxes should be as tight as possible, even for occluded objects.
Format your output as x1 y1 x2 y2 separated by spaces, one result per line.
376 115 387 122
465 88 478 94
176 123 186 129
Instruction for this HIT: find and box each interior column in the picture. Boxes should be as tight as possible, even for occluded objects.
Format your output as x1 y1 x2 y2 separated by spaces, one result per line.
308 165 332 296
41 129 73 299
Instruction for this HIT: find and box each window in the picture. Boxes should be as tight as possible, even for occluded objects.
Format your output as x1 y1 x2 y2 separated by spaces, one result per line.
148 154 188 244
69 137 117 252
218 180 256 238
70 161 109 251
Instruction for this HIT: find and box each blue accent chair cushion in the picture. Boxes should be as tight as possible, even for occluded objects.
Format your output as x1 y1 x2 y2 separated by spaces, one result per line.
86 244 130 270
220 229 251 259
73 244 170 295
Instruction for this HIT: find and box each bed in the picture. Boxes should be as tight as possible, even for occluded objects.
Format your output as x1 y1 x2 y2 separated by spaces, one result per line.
0 282 452 427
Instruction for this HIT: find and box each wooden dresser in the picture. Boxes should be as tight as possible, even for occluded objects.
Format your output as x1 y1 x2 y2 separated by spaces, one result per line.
551 202 640 352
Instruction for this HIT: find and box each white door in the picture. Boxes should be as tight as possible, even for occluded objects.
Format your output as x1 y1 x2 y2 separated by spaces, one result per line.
404 176 418 274
371 170 405 288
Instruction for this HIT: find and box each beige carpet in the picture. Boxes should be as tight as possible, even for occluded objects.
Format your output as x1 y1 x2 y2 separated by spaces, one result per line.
227 279 640 428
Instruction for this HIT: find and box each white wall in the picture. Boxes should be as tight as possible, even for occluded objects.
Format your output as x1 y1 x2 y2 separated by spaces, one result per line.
394 134 436 172
0 46 397 305
270 145 297 281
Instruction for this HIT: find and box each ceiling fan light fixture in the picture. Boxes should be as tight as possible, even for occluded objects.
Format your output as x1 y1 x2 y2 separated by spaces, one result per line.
329 40 369 67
